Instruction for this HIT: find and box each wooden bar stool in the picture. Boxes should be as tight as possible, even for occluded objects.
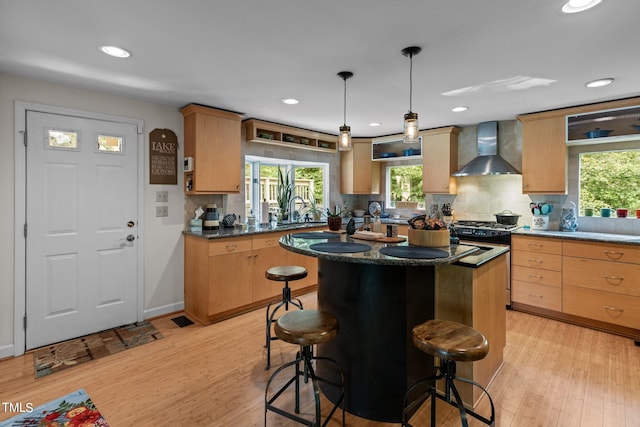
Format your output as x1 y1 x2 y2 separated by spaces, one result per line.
402 319 496 427
265 310 345 427
264 265 307 370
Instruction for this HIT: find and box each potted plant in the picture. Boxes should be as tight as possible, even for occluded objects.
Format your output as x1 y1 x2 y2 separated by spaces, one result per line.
305 194 323 221
276 167 293 221
325 206 343 231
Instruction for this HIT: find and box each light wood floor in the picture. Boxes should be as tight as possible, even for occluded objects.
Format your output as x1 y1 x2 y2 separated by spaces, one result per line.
1 291 639 426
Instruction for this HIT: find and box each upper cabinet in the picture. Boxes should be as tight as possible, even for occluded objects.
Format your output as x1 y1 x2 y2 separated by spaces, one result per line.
244 119 337 152
518 97 640 195
518 114 567 194
340 138 380 194
181 104 243 194
422 127 460 194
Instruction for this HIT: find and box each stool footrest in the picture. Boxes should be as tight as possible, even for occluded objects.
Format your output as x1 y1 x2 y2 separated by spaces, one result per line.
265 346 345 426
402 360 495 427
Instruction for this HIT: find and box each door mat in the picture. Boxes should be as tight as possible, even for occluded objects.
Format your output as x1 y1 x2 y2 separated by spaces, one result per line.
33 321 163 379
0 389 109 427
171 315 194 328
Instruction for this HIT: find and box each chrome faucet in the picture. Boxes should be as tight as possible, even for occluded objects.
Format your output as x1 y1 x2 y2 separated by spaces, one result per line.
288 196 308 222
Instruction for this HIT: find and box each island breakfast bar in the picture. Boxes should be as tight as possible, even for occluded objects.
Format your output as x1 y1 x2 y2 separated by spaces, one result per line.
279 232 508 422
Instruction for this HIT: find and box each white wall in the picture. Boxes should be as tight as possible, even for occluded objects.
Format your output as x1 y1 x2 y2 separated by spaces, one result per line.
0 74 185 357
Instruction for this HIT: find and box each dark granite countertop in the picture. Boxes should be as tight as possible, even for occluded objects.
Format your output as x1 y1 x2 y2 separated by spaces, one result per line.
182 221 328 240
279 233 481 266
512 229 640 245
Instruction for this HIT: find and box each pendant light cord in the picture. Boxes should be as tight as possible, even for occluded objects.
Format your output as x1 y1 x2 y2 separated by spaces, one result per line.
343 77 347 126
409 53 413 113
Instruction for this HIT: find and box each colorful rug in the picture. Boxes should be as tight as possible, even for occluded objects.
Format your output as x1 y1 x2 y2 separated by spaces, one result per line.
0 389 109 426
33 321 163 378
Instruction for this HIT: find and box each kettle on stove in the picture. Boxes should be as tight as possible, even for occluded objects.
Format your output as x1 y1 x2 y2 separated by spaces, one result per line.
561 201 578 232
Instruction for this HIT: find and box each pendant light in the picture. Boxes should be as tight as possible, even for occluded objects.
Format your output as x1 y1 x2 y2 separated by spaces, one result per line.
401 46 421 143
337 71 354 151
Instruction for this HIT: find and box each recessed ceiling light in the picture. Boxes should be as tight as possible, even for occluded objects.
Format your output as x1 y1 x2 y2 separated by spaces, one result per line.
585 78 614 88
451 106 469 112
369 122 381 127
282 98 299 105
562 0 602 14
100 45 131 58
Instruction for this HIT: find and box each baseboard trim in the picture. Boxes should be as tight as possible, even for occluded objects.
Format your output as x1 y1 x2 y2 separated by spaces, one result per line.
144 301 184 320
0 343 15 359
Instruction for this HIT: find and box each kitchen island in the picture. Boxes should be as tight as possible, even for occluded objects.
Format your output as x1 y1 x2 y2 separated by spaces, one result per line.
279 233 508 422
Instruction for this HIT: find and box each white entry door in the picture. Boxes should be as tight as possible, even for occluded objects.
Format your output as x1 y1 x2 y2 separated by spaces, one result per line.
25 110 140 350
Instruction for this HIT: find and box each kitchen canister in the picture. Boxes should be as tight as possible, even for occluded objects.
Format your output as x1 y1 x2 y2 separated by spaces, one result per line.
531 215 549 230
561 201 578 232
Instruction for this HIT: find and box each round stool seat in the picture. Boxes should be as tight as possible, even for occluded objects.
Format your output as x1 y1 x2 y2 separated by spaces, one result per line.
265 265 308 282
412 319 489 363
274 310 339 347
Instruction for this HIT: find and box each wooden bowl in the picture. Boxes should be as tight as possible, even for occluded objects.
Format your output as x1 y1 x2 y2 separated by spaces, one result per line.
408 228 450 247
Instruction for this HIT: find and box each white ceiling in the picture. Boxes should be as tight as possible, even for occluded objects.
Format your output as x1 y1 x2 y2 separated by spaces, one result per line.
1 0 639 137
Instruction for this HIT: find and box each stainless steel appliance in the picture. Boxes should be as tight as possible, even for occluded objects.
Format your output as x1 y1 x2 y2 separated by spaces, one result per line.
454 220 516 308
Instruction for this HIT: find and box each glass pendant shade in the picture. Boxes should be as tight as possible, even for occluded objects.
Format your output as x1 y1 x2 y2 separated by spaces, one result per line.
339 125 352 151
337 71 354 151
403 112 419 143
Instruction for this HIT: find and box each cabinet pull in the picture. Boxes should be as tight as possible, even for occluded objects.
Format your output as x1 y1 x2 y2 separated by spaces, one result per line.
604 306 624 316
527 293 543 298
225 244 237 252
528 274 544 279
603 250 623 260
603 275 624 286
527 243 543 248
527 258 543 264
266 239 275 246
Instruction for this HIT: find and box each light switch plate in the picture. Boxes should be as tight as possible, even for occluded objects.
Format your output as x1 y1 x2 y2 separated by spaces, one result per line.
156 206 168 217
156 191 168 203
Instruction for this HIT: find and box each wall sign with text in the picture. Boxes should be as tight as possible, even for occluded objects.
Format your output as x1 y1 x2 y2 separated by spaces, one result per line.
149 128 178 185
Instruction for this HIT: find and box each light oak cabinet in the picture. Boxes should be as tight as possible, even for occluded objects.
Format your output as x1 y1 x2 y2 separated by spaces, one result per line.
422 127 460 194
340 138 380 194
184 229 321 325
563 241 640 331
511 235 563 311
512 234 640 341
517 114 567 194
436 253 507 407
244 119 337 152
181 104 243 194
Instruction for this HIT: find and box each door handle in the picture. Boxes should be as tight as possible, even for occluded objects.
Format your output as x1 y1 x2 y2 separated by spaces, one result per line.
126 234 135 242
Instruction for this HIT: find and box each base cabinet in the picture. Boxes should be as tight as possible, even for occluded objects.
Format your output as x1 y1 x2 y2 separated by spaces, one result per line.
436 253 507 407
184 229 321 325
512 235 640 340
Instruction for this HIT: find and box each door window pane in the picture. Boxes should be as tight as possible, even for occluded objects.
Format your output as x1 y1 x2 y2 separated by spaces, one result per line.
48 129 78 149
97 134 123 153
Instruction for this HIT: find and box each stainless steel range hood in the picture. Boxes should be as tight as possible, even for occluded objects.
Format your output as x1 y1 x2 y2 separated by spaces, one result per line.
452 121 520 176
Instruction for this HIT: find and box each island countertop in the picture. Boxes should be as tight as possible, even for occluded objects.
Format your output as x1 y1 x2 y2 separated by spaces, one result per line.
279 232 481 266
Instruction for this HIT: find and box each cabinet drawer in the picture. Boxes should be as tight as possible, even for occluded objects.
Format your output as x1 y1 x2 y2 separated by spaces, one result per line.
253 232 287 250
512 280 561 311
208 237 252 256
512 251 562 271
563 257 640 296
512 236 562 255
563 285 640 330
563 241 640 264
512 265 562 288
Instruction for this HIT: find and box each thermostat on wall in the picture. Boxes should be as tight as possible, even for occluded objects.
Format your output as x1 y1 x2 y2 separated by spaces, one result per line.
184 157 193 172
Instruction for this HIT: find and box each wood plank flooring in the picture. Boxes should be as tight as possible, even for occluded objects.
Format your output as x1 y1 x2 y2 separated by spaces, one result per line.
1 291 639 426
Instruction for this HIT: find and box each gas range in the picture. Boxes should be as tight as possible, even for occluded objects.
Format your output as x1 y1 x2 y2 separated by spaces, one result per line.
453 220 518 244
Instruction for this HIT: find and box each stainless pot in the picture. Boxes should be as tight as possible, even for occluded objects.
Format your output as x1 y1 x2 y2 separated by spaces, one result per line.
494 210 521 225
